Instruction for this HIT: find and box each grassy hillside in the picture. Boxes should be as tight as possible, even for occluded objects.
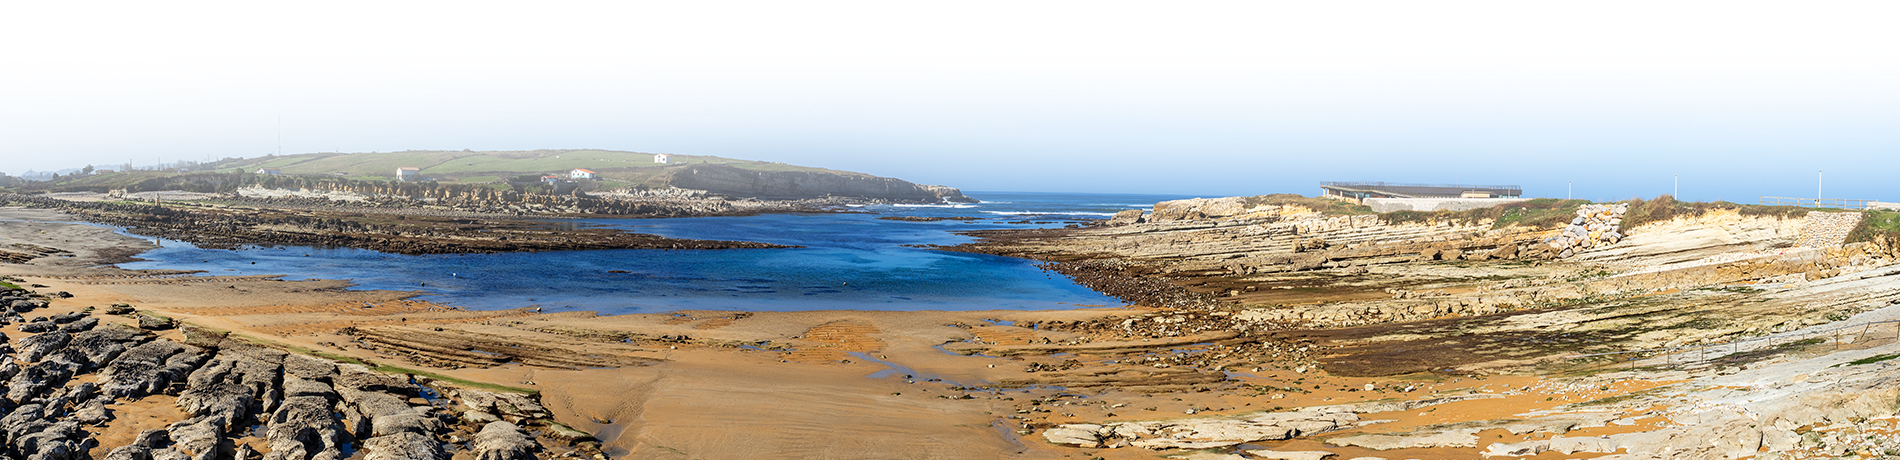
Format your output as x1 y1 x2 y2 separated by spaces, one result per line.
211 149 863 186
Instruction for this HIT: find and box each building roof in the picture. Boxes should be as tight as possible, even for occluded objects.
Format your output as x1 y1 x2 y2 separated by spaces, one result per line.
572 169 595 174
397 167 420 171
1321 181 1521 198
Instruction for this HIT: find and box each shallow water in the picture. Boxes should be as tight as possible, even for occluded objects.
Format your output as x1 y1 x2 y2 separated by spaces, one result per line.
119 191 1198 313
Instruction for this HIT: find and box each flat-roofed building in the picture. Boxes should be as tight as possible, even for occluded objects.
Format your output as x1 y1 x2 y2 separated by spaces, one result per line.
1321 181 1521 203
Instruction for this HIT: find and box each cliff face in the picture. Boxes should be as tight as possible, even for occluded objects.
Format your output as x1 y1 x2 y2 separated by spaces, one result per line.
663 164 975 203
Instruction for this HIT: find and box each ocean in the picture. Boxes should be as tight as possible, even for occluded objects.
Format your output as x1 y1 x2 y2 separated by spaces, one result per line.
118 191 1200 313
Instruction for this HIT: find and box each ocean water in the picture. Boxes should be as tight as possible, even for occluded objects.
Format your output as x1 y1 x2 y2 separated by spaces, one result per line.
118 191 1199 313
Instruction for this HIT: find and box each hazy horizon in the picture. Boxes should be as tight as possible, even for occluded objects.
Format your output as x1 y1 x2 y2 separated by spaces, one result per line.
5 2 1897 203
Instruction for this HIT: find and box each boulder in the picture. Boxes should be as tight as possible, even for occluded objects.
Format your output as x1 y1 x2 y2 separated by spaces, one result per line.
101 341 207 399
64 327 151 371
263 395 348 460
7 360 78 402
18 330 72 361
455 389 548 419
1041 424 1102 447
50 311 86 324
361 432 443 460
1105 209 1146 226
282 354 339 382
461 411 501 425
137 314 176 331
103 446 154 460
542 423 594 443
471 421 540 460
176 353 282 430
166 417 225 460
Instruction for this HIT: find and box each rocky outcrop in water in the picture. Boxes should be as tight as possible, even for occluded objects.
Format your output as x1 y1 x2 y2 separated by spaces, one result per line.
0 194 791 255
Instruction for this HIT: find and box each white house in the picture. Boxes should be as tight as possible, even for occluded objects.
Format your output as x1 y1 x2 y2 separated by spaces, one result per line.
570 168 596 180
653 154 670 164
396 167 419 181
255 168 283 175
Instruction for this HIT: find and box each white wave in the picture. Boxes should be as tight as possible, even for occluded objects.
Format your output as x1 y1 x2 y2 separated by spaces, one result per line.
894 204 978 208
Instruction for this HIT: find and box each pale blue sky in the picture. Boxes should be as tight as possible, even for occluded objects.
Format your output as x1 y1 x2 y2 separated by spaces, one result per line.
3 1 1897 202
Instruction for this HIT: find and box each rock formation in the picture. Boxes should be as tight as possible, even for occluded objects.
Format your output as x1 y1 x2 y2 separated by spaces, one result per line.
0 284 601 460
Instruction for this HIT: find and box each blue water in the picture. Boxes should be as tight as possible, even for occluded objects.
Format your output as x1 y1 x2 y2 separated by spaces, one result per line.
118 191 1199 314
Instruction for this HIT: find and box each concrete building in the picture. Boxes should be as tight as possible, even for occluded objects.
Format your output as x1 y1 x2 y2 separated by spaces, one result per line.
654 154 670 164
396 167 419 182
570 168 596 180
255 168 282 175
1320 181 1522 203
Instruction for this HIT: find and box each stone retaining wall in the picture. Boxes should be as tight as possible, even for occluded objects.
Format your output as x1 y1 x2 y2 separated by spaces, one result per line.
1798 212 1863 248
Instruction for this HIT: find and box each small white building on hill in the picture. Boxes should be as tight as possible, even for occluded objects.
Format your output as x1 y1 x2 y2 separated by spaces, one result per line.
570 169 596 180
396 167 419 181
255 168 282 175
654 154 670 164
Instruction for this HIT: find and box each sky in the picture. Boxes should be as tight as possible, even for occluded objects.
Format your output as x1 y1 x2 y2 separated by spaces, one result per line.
3 1 1897 202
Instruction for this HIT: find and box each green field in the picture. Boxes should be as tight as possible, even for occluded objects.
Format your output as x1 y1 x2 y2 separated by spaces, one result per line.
206 149 853 184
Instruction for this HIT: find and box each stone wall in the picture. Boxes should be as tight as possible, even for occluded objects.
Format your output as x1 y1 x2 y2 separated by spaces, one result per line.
1797 212 1864 248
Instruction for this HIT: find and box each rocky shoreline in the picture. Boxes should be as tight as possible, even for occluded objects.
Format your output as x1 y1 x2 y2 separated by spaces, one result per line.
0 282 599 460
0 194 791 255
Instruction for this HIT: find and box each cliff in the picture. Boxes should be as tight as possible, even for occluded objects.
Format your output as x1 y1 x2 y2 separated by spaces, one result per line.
660 164 974 203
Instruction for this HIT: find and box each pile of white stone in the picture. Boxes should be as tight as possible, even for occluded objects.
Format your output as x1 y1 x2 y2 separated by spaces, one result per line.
1546 203 1627 258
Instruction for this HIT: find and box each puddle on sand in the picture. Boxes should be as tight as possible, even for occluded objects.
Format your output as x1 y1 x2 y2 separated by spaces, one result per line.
844 352 980 387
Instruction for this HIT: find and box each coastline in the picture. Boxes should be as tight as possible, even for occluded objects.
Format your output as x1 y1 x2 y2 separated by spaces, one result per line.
12 200 1900 459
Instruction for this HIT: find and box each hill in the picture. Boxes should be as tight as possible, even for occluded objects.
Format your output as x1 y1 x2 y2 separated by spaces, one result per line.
6 149 971 203
215 149 859 187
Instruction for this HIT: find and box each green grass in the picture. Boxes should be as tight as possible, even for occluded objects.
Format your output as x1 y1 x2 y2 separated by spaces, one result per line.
1383 198 1590 229
0 281 20 290
459 175 501 183
1842 352 1900 366
1620 195 1810 230
1239 194 1376 216
372 365 539 395
1847 210 1900 244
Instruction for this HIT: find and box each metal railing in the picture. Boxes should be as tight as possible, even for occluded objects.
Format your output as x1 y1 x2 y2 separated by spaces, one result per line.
1567 319 1900 369
1760 196 1875 210
1321 181 1523 194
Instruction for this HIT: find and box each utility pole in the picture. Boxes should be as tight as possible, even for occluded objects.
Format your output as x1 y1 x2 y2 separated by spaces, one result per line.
1567 181 1572 200
1674 174 1679 198
1818 169 1824 207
